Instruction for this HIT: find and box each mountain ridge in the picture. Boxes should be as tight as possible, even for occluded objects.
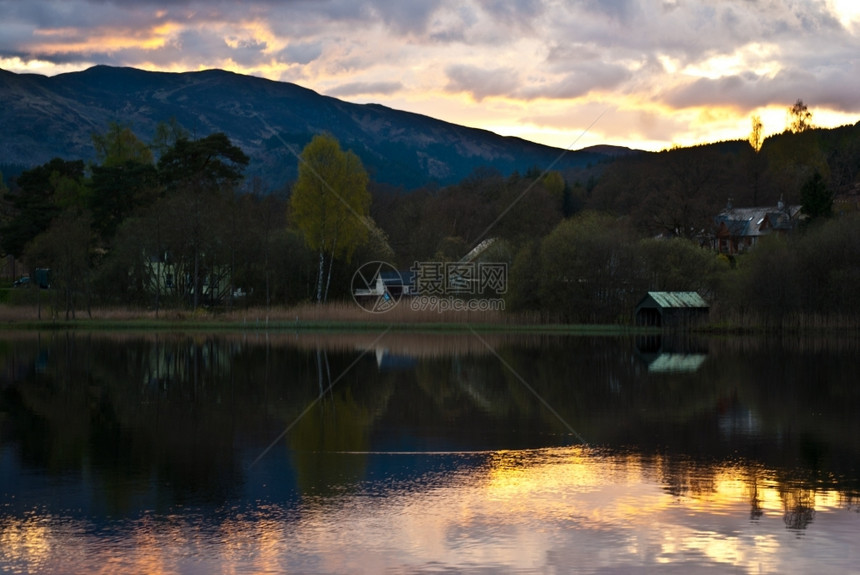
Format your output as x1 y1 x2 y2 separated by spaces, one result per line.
0 65 624 189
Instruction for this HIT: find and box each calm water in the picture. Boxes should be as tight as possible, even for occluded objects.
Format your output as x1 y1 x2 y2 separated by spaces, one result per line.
1 330 858 574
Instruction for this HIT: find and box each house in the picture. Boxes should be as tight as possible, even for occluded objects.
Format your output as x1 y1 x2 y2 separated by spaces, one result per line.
380 270 415 297
713 198 801 254
635 291 710 328
353 269 416 299
144 252 233 305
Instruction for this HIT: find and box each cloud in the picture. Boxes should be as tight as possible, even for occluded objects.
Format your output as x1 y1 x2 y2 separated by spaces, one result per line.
363 0 444 35
528 64 633 100
0 0 858 150
475 0 544 28
445 64 520 101
276 42 322 66
665 64 860 114
580 0 640 25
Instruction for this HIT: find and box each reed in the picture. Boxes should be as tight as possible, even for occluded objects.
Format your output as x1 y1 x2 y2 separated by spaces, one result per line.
5 299 856 334
705 308 860 334
0 301 567 331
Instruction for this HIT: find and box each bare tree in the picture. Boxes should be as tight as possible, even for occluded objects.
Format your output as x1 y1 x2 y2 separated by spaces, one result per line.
748 115 765 205
749 114 764 152
787 99 814 133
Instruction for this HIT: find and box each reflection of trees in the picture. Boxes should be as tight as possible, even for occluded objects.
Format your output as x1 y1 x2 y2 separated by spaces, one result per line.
288 351 396 497
0 333 382 512
413 356 513 419
745 469 765 520
1 331 859 520
781 487 817 530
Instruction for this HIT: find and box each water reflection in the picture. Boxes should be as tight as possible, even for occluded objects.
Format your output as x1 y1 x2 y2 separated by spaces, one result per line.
635 333 709 373
0 331 859 573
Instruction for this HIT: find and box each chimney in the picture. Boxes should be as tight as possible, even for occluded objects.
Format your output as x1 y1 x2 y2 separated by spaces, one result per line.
777 194 784 211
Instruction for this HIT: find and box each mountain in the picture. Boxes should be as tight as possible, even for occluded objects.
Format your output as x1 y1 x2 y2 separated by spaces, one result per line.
578 144 639 158
0 65 614 190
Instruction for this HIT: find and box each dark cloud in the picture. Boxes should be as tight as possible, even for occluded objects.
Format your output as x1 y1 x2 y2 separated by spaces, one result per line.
521 62 633 100
0 0 166 33
580 0 640 25
476 0 544 27
359 0 445 36
445 64 520 101
665 65 860 114
1 0 858 145
276 42 322 66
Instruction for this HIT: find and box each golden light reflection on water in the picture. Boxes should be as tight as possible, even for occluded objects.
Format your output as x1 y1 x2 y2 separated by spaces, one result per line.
2 448 859 574
0 516 53 573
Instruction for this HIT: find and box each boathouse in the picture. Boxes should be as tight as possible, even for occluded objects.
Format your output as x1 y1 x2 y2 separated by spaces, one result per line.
635 291 710 328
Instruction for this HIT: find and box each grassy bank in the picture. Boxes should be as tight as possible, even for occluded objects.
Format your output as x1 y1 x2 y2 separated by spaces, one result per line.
3 300 858 335
704 308 860 335
0 302 643 334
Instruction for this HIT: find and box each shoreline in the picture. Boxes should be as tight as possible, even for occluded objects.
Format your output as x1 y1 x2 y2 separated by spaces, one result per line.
1 303 858 335
0 302 636 334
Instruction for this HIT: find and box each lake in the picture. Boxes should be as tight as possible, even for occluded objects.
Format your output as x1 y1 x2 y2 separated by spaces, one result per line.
1 330 858 574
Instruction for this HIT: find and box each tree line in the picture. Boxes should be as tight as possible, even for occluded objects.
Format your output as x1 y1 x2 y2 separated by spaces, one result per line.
1 102 859 325
367 101 860 326
0 124 368 315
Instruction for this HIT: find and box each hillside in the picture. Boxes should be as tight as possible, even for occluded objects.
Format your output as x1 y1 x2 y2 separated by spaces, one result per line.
0 65 614 189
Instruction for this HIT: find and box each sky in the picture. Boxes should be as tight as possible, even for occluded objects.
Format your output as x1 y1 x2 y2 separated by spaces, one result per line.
1 0 859 151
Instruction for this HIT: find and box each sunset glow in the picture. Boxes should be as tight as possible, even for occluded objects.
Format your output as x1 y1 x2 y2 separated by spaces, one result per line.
1 0 859 151
2 448 854 573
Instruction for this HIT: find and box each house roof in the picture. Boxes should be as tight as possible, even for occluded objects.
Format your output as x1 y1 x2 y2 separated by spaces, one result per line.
639 291 709 309
379 270 415 286
715 203 802 237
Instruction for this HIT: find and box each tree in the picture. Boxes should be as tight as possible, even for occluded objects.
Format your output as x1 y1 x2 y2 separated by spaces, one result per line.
632 146 725 239
157 133 249 308
92 122 153 166
89 123 159 243
507 240 543 312
800 171 832 223
289 134 371 303
748 115 766 205
90 161 159 243
493 174 563 248
749 114 764 153
764 127 828 203
0 159 87 259
726 235 801 325
637 237 725 296
538 212 638 323
25 210 94 319
0 170 9 275
158 132 249 194
795 214 860 314
151 117 190 159
787 99 814 133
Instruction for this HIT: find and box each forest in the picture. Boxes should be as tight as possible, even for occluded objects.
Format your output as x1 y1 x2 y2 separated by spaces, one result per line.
1 104 859 327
